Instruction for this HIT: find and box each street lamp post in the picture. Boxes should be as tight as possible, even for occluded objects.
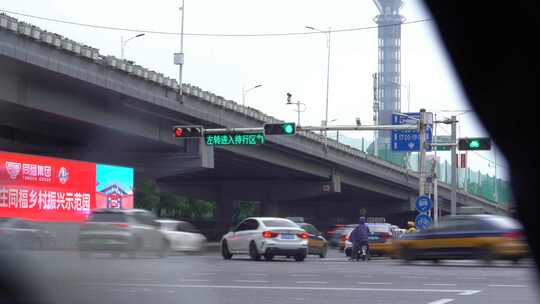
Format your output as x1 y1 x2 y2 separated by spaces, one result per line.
242 84 262 106
306 25 331 139
120 33 145 60
174 0 186 102
327 118 338 141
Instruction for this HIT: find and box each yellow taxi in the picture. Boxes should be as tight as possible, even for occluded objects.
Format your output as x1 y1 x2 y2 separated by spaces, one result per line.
297 223 329 258
344 223 395 257
392 214 529 263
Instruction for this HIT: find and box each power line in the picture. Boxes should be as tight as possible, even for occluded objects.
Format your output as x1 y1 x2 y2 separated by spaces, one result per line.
1 9 433 37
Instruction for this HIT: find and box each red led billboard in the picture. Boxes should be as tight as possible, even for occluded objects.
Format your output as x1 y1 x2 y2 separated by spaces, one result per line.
0 151 133 222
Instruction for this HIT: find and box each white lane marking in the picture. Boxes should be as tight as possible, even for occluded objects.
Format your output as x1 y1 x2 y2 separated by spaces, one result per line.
345 275 373 278
402 276 428 279
180 279 210 282
80 282 481 295
233 280 268 283
424 284 457 286
488 284 526 288
291 274 318 277
239 273 268 276
295 281 328 284
191 273 216 276
428 299 455 304
356 282 392 285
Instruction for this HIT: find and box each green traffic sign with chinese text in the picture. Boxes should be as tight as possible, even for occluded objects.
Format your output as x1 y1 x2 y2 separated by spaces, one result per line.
434 145 451 151
205 133 265 146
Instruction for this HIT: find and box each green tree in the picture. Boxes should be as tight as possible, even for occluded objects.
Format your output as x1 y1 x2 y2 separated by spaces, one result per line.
235 201 258 221
135 180 160 211
134 180 216 219
157 192 182 217
178 198 215 219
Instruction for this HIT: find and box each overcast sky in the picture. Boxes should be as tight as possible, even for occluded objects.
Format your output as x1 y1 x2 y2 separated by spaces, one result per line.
2 0 508 179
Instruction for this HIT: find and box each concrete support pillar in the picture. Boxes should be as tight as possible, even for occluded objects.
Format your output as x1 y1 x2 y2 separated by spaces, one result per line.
215 186 236 237
261 200 279 217
260 189 278 217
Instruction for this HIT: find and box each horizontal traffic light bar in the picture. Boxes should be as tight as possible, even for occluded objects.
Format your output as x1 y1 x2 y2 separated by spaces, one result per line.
298 124 418 131
174 123 420 139
205 127 264 134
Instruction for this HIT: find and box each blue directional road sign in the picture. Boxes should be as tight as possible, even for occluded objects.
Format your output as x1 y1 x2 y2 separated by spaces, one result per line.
415 195 433 213
391 112 433 152
415 213 433 229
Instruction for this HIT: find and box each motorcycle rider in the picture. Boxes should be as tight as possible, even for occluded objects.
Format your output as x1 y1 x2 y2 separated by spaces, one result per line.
349 216 370 261
407 221 417 233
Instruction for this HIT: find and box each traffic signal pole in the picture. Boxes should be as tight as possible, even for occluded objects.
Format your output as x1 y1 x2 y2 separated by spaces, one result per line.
418 109 427 197
451 115 457 215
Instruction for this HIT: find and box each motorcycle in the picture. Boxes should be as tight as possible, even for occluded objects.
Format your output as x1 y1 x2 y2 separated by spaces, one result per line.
349 243 370 261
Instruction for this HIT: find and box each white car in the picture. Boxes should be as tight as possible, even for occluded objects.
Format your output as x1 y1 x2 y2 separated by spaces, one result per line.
157 219 207 253
220 217 309 261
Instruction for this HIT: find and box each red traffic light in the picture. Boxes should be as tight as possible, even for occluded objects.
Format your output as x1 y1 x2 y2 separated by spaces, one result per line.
174 128 183 137
173 126 203 138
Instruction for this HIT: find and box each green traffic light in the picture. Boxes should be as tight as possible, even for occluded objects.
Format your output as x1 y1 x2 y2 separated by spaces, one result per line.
282 123 295 134
469 140 481 149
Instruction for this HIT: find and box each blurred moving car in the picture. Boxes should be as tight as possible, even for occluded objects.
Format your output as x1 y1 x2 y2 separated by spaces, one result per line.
78 208 169 258
0 218 55 250
157 219 207 253
325 224 345 241
393 228 407 240
297 222 329 258
338 225 357 251
344 223 394 257
392 214 529 263
220 217 309 261
328 226 345 248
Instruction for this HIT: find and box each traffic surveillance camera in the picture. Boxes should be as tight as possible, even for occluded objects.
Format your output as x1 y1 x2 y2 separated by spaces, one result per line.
286 92 292 103
356 117 361 126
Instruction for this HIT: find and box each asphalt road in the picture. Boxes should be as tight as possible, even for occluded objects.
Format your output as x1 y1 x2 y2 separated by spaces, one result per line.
7 249 540 304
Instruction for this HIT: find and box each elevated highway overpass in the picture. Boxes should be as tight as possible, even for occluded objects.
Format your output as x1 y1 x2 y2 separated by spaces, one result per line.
0 14 508 233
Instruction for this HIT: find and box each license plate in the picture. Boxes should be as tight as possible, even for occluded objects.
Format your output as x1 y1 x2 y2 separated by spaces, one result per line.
281 234 295 240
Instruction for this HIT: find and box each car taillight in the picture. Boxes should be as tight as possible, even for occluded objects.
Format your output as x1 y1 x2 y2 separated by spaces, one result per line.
340 235 347 241
297 232 309 239
111 223 129 228
381 233 392 241
503 231 523 239
262 231 278 238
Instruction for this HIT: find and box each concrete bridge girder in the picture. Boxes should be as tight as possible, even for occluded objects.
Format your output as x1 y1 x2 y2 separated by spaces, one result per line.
156 180 341 203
